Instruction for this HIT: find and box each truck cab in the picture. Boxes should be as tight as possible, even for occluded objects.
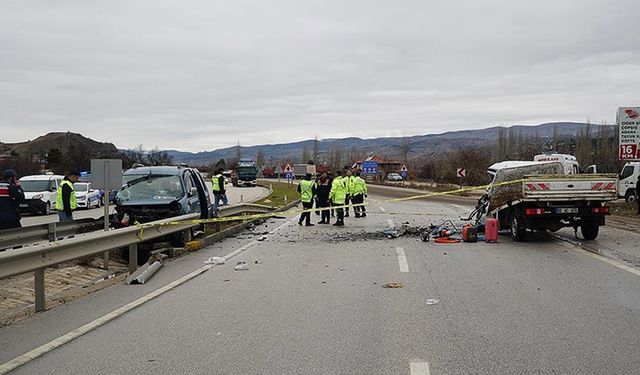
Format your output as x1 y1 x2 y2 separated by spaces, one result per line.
618 162 639 203
533 153 580 174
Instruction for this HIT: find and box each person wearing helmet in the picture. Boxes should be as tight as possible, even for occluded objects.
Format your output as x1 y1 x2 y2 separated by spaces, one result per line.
0 169 26 230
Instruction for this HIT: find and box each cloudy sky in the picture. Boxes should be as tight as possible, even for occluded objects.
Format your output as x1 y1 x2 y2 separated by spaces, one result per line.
1 0 638 152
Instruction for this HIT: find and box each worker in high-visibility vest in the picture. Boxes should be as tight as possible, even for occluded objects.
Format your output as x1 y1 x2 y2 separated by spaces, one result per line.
329 170 347 226
344 169 355 217
352 171 368 218
56 171 80 222
212 168 228 215
297 173 317 226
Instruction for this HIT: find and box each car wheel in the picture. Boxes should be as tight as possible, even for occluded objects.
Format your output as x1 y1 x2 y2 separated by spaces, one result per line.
510 213 527 242
625 190 637 204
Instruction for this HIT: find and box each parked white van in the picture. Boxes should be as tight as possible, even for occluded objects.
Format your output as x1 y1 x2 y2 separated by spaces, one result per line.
618 162 640 203
18 174 64 215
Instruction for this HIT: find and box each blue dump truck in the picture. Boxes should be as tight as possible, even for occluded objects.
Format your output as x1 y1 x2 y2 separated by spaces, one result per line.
232 158 258 187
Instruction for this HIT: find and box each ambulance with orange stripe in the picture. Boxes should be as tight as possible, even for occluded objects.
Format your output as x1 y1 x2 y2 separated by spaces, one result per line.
485 158 617 242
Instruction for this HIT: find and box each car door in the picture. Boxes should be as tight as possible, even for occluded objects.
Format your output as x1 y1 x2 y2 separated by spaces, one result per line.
184 171 201 214
190 170 212 218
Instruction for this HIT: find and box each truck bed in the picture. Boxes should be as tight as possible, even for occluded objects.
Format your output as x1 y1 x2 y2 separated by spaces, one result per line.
521 174 618 201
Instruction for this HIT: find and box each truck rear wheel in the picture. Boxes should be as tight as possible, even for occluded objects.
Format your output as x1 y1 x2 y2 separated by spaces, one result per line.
510 214 527 242
580 219 599 240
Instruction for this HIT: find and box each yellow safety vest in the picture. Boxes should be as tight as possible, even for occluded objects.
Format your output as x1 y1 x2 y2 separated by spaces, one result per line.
212 174 223 192
299 180 315 203
330 177 347 204
353 176 367 195
56 180 77 211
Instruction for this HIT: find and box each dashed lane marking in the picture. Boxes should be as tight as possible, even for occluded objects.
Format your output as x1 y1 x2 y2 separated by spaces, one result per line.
410 361 431 375
0 220 292 374
395 247 409 273
379 207 386 213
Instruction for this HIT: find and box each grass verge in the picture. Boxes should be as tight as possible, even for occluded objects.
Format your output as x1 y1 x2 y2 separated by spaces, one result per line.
256 181 299 208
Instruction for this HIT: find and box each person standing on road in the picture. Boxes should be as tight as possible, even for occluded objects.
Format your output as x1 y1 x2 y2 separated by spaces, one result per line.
0 169 25 230
315 172 331 224
344 169 354 217
329 170 347 226
212 168 228 215
352 171 368 218
57 171 80 222
297 173 317 226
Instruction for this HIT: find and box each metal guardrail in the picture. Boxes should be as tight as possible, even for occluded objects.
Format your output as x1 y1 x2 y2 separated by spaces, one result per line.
0 203 276 313
0 218 108 250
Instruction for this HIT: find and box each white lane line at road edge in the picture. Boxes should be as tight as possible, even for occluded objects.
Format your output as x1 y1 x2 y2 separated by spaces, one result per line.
379 206 386 213
0 220 292 375
553 237 640 278
410 361 431 375
387 218 394 228
395 247 409 273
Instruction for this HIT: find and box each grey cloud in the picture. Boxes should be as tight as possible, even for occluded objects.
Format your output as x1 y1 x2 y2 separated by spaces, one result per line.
1 0 639 151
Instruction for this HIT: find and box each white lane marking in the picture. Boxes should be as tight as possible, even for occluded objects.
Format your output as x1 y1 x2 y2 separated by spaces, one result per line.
0 220 292 375
387 218 394 228
555 239 640 278
410 361 431 375
379 206 386 213
395 247 409 273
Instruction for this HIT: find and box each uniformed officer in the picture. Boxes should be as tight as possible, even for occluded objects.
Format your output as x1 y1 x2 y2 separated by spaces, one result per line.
352 171 368 218
344 169 355 217
297 173 317 226
0 169 25 229
329 170 347 226
57 171 80 222
212 168 228 215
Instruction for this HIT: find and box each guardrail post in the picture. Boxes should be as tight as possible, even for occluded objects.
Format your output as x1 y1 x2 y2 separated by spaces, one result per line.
128 244 138 274
34 268 46 312
103 251 109 271
47 222 57 242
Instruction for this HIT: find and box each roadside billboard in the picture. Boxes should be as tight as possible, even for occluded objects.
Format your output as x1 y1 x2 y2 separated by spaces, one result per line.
618 107 640 160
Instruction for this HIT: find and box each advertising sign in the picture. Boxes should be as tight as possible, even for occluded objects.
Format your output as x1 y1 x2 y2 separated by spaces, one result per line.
618 107 640 160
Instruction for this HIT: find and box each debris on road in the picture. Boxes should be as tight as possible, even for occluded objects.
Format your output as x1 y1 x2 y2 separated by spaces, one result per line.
426 299 439 305
383 282 404 288
127 254 167 285
234 261 249 271
204 256 225 265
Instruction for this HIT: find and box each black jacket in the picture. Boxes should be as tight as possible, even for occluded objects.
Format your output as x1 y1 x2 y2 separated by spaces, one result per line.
0 179 25 226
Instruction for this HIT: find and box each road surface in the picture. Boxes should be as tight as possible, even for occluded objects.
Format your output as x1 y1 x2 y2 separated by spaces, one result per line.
2 191 639 374
19 185 269 227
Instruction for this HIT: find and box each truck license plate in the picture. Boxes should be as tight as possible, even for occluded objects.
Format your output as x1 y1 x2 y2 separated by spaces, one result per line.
556 207 578 214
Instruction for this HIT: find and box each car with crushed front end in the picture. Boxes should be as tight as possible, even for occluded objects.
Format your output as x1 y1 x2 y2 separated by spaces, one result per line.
113 165 213 261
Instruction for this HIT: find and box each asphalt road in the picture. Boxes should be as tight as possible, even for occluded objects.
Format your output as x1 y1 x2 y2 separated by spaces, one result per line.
2 192 640 374
18 185 269 227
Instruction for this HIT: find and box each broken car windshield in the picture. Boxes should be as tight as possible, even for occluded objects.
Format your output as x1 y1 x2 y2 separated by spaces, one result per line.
116 175 184 202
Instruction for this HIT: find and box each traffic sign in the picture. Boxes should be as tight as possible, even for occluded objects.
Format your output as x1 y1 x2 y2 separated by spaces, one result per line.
400 165 408 179
362 160 378 175
456 168 466 178
618 107 640 160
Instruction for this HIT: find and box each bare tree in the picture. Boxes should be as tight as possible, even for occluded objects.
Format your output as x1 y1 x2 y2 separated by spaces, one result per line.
256 147 265 168
399 137 412 165
301 144 309 163
312 135 319 164
147 148 174 166
235 140 241 163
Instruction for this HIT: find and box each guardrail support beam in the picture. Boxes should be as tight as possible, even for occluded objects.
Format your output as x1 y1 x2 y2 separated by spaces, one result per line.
34 268 46 312
128 244 138 274
103 251 110 271
47 222 57 242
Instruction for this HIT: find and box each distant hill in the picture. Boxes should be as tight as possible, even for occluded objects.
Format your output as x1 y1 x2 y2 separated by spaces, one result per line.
166 122 615 166
0 132 120 160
